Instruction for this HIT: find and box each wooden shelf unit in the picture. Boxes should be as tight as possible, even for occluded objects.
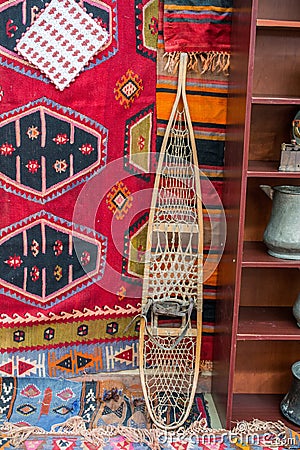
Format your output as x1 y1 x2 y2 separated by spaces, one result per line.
237 307 300 340
252 96 300 105
212 0 300 429
232 394 300 431
256 19 300 28
242 242 300 268
247 160 300 177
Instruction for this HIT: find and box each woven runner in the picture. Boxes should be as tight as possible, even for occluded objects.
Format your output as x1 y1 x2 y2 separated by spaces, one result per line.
1 377 297 449
0 376 213 448
163 0 232 75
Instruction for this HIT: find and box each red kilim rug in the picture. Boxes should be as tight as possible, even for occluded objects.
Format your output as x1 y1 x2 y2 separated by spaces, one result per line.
0 0 230 381
0 0 158 377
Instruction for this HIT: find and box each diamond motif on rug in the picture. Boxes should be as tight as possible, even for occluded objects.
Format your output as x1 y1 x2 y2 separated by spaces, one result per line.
21 384 41 398
16 0 109 90
106 181 133 220
16 403 37 415
114 70 143 109
0 0 118 83
53 405 72 415
56 388 75 401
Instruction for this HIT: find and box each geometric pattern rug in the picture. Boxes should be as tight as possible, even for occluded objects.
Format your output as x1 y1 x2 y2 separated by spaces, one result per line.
0 0 229 381
1 379 300 449
0 377 211 430
0 0 158 378
0 376 213 447
1 433 299 450
1 422 299 450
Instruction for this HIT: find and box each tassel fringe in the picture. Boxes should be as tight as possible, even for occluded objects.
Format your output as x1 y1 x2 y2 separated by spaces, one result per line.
163 51 230 76
0 418 216 448
1 417 295 449
0 423 46 447
232 418 286 435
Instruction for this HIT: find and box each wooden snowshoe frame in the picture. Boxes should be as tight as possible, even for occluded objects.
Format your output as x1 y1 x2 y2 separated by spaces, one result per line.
139 52 203 430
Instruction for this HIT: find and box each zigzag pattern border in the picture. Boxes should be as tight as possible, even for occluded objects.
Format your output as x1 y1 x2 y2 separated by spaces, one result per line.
135 0 157 62
0 303 141 326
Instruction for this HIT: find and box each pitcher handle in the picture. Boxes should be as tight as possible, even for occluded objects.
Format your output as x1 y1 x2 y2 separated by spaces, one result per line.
260 184 274 200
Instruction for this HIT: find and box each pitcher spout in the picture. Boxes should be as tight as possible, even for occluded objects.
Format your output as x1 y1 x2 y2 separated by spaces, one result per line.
260 184 274 200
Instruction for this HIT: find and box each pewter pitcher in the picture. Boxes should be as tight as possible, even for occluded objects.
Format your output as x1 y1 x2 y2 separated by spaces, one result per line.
260 185 300 260
281 361 300 426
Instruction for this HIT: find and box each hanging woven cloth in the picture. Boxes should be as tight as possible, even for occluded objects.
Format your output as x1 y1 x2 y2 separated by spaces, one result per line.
163 0 232 75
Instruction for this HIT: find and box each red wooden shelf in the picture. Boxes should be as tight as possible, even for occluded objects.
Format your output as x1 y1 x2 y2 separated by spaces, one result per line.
247 160 300 177
213 0 300 430
257 19 300 28
242 242 300 268
252 96 300 105
232 394 300 431
237 306 300 340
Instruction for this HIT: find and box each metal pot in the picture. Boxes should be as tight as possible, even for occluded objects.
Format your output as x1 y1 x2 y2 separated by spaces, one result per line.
260 185 300 260
281 361 300 426
293 292 300 327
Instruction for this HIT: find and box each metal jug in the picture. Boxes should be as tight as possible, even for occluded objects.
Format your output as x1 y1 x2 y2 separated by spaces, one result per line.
281 361 300 426
292 292 300 327
260 185 300 260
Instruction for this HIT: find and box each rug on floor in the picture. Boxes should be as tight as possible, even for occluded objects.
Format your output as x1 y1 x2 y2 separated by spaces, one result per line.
1 418 300 449
1 378 300 449
0 376 212 447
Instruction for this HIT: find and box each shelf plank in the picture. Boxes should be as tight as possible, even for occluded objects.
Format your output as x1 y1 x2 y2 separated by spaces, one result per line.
257 18 300 28
237 306 300 340
252 96 300 105
242 242 300 268
232 394 300 431
247 160 300 177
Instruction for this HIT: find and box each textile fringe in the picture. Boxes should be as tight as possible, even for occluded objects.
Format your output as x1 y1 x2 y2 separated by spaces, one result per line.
163 51 230 76
1 417 295 449
50 416 88 435
51 417 162 449
232 418 286 435
0 423 46 447
0 417 214 449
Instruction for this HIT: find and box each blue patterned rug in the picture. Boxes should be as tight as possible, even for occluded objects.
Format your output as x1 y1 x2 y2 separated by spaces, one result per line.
0 376 213 448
